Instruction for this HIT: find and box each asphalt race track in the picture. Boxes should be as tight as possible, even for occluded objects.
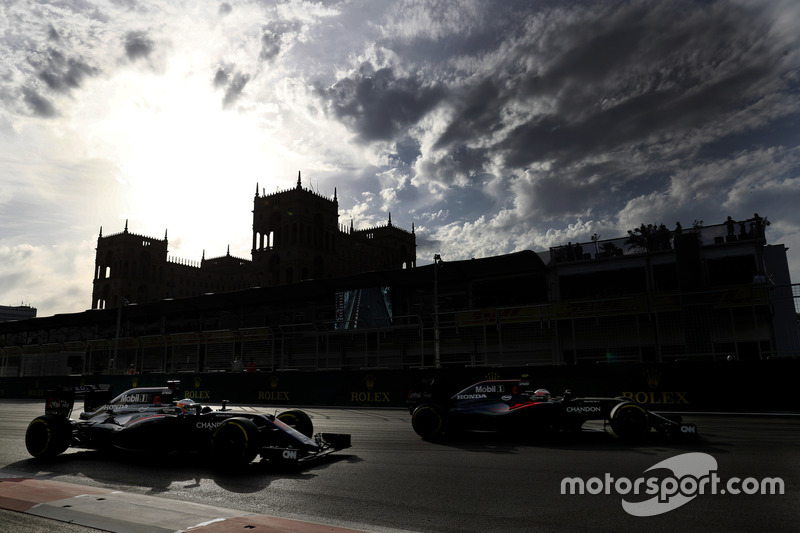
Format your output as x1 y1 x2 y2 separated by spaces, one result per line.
0 400 798 532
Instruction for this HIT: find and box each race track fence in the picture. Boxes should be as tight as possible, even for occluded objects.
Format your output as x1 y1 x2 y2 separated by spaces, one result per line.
2 283 798 377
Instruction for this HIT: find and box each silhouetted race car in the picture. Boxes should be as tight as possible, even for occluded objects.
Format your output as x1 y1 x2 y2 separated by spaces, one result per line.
407 377 697 441
25 381 350 469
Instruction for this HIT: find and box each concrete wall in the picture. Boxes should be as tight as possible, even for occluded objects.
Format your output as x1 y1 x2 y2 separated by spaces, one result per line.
2 359 798 413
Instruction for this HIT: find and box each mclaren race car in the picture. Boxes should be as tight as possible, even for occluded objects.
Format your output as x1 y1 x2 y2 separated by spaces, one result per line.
25 381 351 469
407 377 697 441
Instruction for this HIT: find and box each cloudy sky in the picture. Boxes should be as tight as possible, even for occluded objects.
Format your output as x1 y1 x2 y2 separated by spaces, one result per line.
1 0 799 317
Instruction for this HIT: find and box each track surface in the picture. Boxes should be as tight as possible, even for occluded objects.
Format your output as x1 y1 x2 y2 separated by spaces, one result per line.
1 401 798 532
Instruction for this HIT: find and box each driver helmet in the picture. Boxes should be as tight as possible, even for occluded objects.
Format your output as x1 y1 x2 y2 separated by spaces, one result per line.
532 388 551 402
176 398 195 413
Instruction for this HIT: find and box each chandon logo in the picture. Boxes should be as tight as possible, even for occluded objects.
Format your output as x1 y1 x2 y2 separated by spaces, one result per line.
561 453 784 516
195 421 223 430
565 406 601 414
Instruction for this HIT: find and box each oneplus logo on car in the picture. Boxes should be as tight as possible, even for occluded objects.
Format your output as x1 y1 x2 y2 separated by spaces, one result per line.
561 453 784 516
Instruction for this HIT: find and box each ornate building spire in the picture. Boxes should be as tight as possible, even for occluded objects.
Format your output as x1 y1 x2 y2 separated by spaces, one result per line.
296 171 302 189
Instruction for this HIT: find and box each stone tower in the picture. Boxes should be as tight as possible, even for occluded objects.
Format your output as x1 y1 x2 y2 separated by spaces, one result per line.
93 173 416 308
251 172 416 287
91 221 169 309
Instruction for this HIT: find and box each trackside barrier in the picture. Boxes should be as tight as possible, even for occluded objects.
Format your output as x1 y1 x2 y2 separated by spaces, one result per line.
0 359 798 412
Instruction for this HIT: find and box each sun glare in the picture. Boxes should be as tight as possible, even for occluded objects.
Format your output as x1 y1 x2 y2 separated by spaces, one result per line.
72 59 280 259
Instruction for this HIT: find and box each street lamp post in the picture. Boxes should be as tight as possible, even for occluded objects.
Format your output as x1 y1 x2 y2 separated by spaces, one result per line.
111 297 129 375
433 254 443 369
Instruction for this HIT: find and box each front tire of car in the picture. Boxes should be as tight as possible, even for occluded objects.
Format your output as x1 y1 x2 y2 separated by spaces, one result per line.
212 417 259 469
412 405 444 440
609 402 650 442
25 415 71 460
277 410 313 438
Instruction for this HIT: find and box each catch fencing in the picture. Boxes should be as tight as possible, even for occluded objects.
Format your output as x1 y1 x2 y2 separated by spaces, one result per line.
3 283 797 377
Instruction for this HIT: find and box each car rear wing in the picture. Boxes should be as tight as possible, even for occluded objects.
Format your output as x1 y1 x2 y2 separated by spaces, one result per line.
45 384 113 417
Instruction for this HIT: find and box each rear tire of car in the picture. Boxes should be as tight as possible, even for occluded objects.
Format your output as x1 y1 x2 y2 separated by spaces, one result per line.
277 410 313 438
609 402 650 441
212 417 259 469
25 415 71 460
412 405 444 440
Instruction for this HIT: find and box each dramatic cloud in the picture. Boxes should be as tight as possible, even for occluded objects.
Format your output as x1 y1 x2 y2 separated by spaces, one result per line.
124 31 154 61
1 0 799 316
33 48 98 93
321 64 446 142
21 87 57 117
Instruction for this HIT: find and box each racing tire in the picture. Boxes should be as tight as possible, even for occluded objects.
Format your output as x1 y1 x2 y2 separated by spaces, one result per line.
25 415 72 460
609 402 650 442
411 405 444 440
277 410 313 438
212 417 259 469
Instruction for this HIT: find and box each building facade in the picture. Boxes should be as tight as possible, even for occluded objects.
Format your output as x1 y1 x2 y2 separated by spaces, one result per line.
0 305 37 323
92 173 416 309
2 215 798 377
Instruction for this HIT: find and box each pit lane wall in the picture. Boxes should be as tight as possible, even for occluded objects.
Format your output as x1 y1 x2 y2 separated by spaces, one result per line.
1 358 798 413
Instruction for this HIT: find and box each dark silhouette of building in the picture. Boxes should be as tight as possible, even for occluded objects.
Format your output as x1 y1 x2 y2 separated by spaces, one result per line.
0 304 37 323
92 173 416 309
2 214 797 377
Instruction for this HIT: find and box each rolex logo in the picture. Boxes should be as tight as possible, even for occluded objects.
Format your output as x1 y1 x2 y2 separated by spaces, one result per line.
364 374 376 390
194 376 202 389
270 375 279 389
643 368 661 388
486 372 500 380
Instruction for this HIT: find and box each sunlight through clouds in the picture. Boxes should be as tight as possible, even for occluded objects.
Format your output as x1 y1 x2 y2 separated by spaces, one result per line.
1 0 799 315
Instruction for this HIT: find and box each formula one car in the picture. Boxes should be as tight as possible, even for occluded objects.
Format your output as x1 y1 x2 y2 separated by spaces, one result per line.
407 377 696 441
25 381 351 469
